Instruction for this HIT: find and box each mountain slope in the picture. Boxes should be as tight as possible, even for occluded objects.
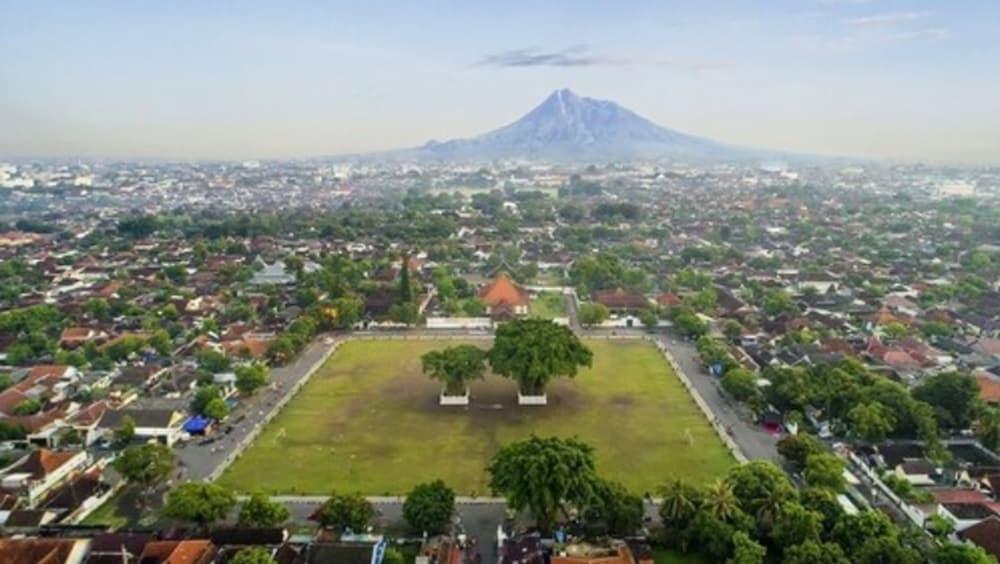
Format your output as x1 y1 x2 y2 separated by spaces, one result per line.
418 89 752 161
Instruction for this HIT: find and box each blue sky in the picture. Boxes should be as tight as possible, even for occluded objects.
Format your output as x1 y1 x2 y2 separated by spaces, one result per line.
1 1 998 163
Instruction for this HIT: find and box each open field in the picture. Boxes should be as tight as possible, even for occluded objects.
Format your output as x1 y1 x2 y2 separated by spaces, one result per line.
218 339 733 495
528 292 567 319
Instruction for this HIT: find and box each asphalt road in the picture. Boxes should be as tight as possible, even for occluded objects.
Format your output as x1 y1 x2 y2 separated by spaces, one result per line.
177 336 339 480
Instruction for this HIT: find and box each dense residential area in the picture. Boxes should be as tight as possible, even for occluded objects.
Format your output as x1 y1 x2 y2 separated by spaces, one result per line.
0 158 999 563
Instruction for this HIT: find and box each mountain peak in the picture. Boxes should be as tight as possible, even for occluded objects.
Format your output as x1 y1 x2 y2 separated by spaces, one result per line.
417 89 752 162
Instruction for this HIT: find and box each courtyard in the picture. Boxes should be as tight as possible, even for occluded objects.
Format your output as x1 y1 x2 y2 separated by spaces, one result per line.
218 338 733 495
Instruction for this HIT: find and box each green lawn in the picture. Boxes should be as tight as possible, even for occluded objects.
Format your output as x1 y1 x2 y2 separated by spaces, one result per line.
528 292 567 319
218 339 733 495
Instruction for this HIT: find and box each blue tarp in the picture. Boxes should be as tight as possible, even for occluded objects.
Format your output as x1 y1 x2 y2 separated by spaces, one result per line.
183 415 212 434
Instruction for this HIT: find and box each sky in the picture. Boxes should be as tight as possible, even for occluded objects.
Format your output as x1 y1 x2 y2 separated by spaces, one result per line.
1 0 998 164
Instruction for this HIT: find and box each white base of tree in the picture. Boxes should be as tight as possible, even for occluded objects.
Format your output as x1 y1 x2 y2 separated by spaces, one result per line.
439 389 470 406
517 392 548 405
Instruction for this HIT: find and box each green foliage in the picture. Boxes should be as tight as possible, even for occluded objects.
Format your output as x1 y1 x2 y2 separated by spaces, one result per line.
113 443 175 487
724 461 797 531
389 302 420 325
934 543 995 564
912 371 981 430
772 502 823 547
191 385 223 416
112 416 136 449
830 510 897 558
488 435 598 532
578 303 610 326
402 480 455 534
421 345 487 396
726 531 766 564
197 348 231 373
780 541 849 564
317 491 374 532
722 369 759 403
204 397 230 421
13 398 42 415
229 547 275 564
163 482 237 526
848 402 896 442
235 362 270 394
488 319 592 395
238 492 290 527
776 433 825 470
803 453 846 492
586 479 644 536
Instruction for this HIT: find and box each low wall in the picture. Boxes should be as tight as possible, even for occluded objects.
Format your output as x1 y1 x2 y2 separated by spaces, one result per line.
425 317 492 329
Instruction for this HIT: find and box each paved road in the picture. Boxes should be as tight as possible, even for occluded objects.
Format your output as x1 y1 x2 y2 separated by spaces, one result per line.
652 331 780 462
177 336 339 480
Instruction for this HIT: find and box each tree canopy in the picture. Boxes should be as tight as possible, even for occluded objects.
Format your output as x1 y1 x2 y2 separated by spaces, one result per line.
402 480 455 534
488 319 592 395
421 345 487 396
163 482 237 527
487 435 598 532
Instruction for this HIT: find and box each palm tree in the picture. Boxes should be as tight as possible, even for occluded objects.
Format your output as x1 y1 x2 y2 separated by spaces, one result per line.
702 479 740 522
421 345 487 397
658 478 702 526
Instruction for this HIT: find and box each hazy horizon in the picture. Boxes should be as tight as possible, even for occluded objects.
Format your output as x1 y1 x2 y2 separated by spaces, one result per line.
2 1 999 165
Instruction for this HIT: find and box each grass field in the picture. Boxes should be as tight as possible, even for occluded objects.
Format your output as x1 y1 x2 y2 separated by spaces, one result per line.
218 339 733 495
528 292 567 319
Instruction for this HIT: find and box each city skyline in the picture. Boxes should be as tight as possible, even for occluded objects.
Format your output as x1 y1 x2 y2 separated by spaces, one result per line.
1 0 998 164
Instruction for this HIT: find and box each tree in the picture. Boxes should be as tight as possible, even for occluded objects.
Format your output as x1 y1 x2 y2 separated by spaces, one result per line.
913 371 981 430
703 479 741 522
670 309 708 338
777 433 825 470
112 415 136 449
848 402 896 442
586 479 643 536
421 345 487 397
13 398 42 415
639 308 659 331
724 461 797 530
403 480 455 534
388 302 419 325
658 478 704 530
112 444 175 500
197 348 231 373
235 362 270 395
578 303 609 327
925 514 955 539
722 368 759 403
317 491 374 532
204 397 229 421
781 541 849 564
163 482 237 527
383 548 405 564
488 319 592 396
934 544 995 564
804 453 846 492
976 408 1000 451
772 502 823 547
830 510 897 557
722 320 743 343
191 385 223 415
855 536 921 564
238 492 290 527
882 321 908 340
727 531 766 564
398 253 413 304
230 547 275 564
487 436 598 532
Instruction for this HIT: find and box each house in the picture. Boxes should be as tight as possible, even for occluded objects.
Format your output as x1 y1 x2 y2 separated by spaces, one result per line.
551 540 652 564
40 467 113 523
958 516 1000 560
249 257 295 286
305 535 389 564
479 272 530 318
86 532 155 564
591 288 648 313
894 458 938 486
0 537 91 564
139 539 216 564
59 327 108 348
975 373 1000 406
0 448 88 507
99 408 185 446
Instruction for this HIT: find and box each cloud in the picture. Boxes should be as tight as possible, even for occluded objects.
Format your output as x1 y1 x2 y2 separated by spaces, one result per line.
847 11 930 26
798 26 949 53
476 46 730 71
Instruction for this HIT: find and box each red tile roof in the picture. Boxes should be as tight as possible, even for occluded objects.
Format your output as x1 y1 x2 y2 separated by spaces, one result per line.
479 272 529 308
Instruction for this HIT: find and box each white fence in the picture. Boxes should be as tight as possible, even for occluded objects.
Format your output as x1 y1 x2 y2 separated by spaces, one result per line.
425 317 492 329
